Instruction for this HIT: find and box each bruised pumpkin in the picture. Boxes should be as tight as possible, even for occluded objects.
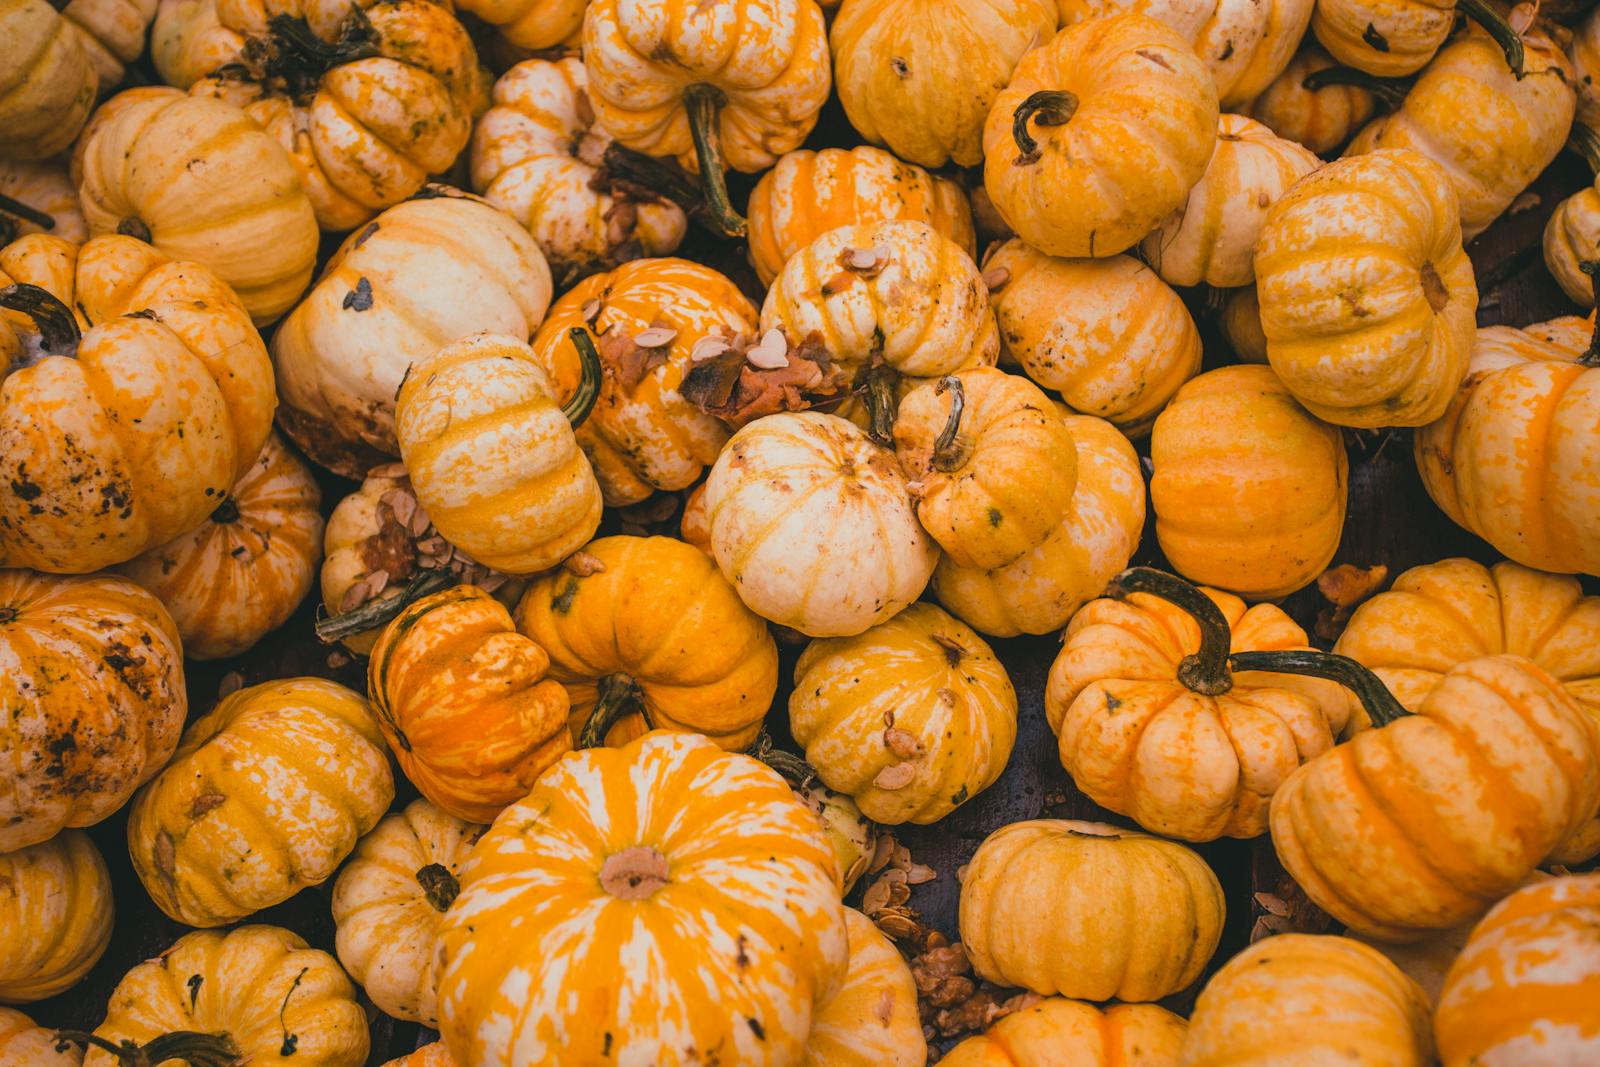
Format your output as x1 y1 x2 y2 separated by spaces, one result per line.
0 831 113 1003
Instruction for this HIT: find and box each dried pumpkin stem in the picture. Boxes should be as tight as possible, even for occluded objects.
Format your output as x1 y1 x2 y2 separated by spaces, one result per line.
601 142 708 222
1106 567 1233 696
1567 123 1600 176
564 328 602 427
931 376 973 472
313 568 454 644
682 83 747 239
0 192 55 231
1011 90 1079 163
579 672 646 748
263 9 380 95
1298 66 1410 108
1581 261 1600 366
0 283 81 356
416 862 461 912
1456 0 1525 78
748 731 818 789
1227 649 1412 727
55 1030 242 1067
861 363 900 448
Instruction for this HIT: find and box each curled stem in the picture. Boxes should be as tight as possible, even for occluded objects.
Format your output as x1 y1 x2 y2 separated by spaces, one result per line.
748 731 817 789
54 1030 241 1067
1457 0 1525 79
931 376 972 472
1106 567 1232 696
1227 649 1412 727
861 363 899 448
0 192 55 231
683 83 746 238
1299 66 1410 108
0 283 81 356
1011 90 1079 163
579 673 646 748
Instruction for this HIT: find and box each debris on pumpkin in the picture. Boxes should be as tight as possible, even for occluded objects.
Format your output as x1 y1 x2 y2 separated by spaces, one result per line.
598 322 675 390
681 330 847 427
1314 562 1389 641
1250 873 1334 942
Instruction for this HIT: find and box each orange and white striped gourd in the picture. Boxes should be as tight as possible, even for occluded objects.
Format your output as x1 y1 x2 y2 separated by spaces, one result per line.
801 909 925 1067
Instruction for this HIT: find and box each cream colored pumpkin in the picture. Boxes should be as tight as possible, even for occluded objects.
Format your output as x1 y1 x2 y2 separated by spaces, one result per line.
59 0 158 88
801 909 925 1067
0 0 97 161
149 0 236 87
0 157 86 242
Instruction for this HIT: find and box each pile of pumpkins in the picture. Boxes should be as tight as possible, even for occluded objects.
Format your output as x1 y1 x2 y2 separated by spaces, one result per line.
3 0 1600 1062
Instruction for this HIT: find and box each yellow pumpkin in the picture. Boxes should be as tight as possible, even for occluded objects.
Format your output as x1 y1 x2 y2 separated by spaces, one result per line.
941 999 1187 1067
1219 284 1268 363
0 831 112 1003
791 602 1017 824
933 412 1144 637
127 677 394 927
1244 43 1377 156
331 799 486 1028
368 584 570 822
0 1008 82 1065
0 0 97 161
1544 185 1600 308
150 0 237 88
1312 0 1524 77
0 569 185 853
1181 934 1434 1065
829 0 1060 169
705 411 938 637
1254 148 1477 428
982 239 1200 435
982 13 1219 259
1150 364 1347 599
456 0 582 50
396 331 602 576
434 731 849 1067
801 908 925 1067
516 535 778 750
960 819 1224 1000
74 87 319 323
1 233 276 573
0 157 86 243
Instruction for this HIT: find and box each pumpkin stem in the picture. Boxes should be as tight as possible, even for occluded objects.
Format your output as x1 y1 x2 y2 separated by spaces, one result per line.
416 862 461 912
116 216 153 242
1456 0 1525 78
1569 125 1600 178
1581 261 1600 366
600 142 712 228
1298 67 1410 108
861 363 900 448
0 192 55 232
1105 567 1233 696
1011 90 1079 164
1228 649 1411 726
313 568 455 644
55 1030 241 1067
748 731 818 788
564 328 602 427
209 495 241 524
0 283 81 357
682 83 746 238
259 9 380 99
579 672 646 748
931 376 973 472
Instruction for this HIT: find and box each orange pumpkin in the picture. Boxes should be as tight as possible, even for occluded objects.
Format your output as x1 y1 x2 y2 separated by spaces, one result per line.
1312 0 1525 78
0 830 113 1003
0 157 86 243
941 999 1186 1067
801 908 925 1066
0 1008 83 1065
1244 43 1377 156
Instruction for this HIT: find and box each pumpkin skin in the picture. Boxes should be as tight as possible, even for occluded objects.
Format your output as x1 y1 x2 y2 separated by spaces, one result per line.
127 677 394 928
331 799 485 1028
982 239 1200 435
150 0 237 88
383 1045 455 1067
1150 365 1347 600
801 908 926 1067
1434 873 1600 1066
940 999 1187 1067
1244 43 1377 156
367 585 571 822
960 819 1224 1001
982 13 1219 259
1181 934 1434 1066
516 536 778 750
84 925 368 1067
0 831 113 1003
60 0 159 87
395 332 602 576
434 731 849 1067
0 0 97 161
1220 285 1268 363
934 412 1144 638
829 0 1059 169
75 88 319 324
0 1008 82 1064
706 411 938 638
1 233 276 573
117 432 323 660
791 603 1018 825
1544 186 1600 307
0 570 185 853
457 0 582 49
747 145 976 286
0 158 86 243
470 57 687 289
1141 113 1320 288
1253 148 1477 428
1313 0 1510 76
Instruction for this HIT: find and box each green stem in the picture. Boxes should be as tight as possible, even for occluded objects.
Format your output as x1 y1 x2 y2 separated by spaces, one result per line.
1457 0 1525 78
0 283 80 355
682 84 746 238
1105 567 1233 696
862 363 899 448
313 568 454 644
1227 650 1412 727
748 731 817 789
1582 261 1600 366
55 1030 241 1067
931 376 971 472
1569 124 1600 177
579 673 645 748
0 192 54 231
1011 90 1079 163
564 328 602 427
1299 66 1410 108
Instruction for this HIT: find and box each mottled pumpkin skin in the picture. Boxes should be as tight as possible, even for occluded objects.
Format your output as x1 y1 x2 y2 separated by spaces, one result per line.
85 925 369 1067
516 536 778 750
0 158 86 242
0 570 185 853
1 1007 82 1063
1544 186 1600 307
1151 365 1347 599
960 820 1224 1001
368 585 570 822
1272 655 1600 942
0 831 112 1003
0 0 97 160
127 677 394 928
982 13 1219 259
1313 0 1462 76
830 0 1059 169
435 731 849 1067
801 908 926 1067
791 603 1017 825
941 999 1187 1067
1 233 276 573
1435 873 1600 1066
331 799 485 1028
1244 43 1376 156
1181 934 1434 1066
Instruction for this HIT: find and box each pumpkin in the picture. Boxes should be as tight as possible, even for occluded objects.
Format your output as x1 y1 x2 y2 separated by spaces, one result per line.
797 781 877 896
1435 872 1600 1065
0 0 97 161
1219 285 1269 363
941 999 1187 1067
981 13 1219 259
829 0 1059 169
790 602 1017 824
802 908 925 1067
515 535 778 750
150 0 236 88
62 0 160 87
1 232 276 573
383 1045 455 1067
1253 148 1477 428
1181 934 1434 1066
1150 364 1347 599
679 481 711 555
74 87 319 324
0 1008 82 1065
1573 7 1600 126
1544 186 1600 308
1141 113 1321 288
127 677 394 927
331 799 485 1027
582 0 831 236
116 432 323 660
0 831 113 1003
1244 43 1377 156
747 145 976 286
0 157 86 243
1414 319 1600 576
1312 0 1524 77
0 569 184 853
456 0 583 50
893 368 1077 569
705 411 938 637
933 412 1144 638
960 819 1224 1001
982 239 1201 435
75 925 367 1067
528 257 758 506
434 731 849 1067
367 584 570 822
395 331 602 576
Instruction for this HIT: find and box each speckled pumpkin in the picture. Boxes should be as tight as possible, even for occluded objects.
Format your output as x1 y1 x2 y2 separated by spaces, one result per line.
0 157 86 243
941 999 1187 1067
0 1008 82 1064
0 0 97 161
1244 43 1377 156
0 831 112 1003
801 908 926 1067
1312 0 1524 77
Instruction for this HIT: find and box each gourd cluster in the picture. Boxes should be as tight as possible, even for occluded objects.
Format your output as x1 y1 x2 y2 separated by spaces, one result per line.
2 0 1599 1064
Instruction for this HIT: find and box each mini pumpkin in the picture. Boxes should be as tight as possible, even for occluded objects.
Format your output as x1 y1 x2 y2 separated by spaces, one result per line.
383 1045 455 1067
1312 0 1524 77
0 1008 82 1064
0 157 86 243
150 0 236 88
0 0 97 161
456 0 583 50
1244 43 1377 155
802 908 926 1067
0 831 113 1003
1544 184 1600 308
941 999 1187 1067
1219 285 1268 363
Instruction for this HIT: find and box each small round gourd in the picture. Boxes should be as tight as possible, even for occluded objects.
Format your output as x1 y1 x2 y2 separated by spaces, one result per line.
941 999 1186 1067
0 831 113 1003
1544 186 1600 307
0 0 97 161
801 908 925 1067
1244 43 1377 155
0 157 86 242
